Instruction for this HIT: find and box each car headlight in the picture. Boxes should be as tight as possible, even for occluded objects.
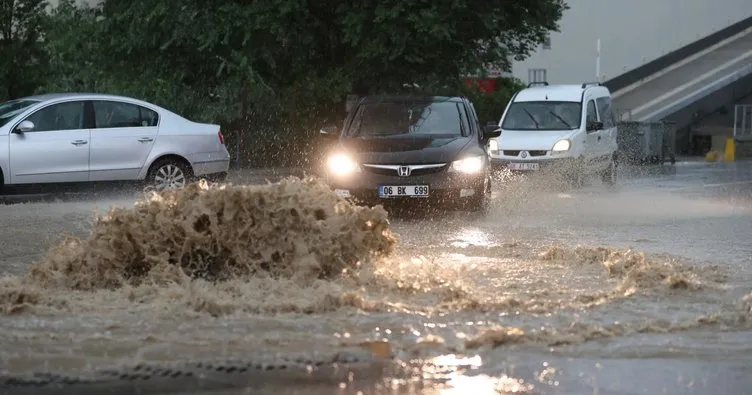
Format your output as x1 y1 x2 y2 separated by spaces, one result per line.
450 156 484 174
552 139 571 152
488 139 499 151
327 153 361 175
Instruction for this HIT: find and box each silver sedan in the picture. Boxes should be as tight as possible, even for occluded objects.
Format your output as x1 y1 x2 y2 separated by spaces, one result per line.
0 93 231 192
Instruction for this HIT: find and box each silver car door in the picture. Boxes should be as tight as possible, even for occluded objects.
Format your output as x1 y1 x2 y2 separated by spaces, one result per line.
89 100 159 181
8 100 90 184
583 98 600 171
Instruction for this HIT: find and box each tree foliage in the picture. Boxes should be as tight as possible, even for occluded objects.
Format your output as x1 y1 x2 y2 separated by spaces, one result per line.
3 0 567 166
0 0 48 100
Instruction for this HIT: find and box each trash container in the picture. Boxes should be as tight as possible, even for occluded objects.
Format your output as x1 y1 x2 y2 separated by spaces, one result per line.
617 121 664 165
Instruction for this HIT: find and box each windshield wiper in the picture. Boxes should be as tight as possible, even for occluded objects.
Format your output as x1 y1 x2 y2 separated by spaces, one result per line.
522 109 539 128
549 111 572 129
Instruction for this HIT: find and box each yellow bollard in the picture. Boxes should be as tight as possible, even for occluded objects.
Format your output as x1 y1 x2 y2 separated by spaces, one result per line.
724 138 735 162
705 151 719 162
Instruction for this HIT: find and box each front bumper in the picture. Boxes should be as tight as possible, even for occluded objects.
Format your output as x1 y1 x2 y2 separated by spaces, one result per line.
326 166 486 206
490 156 579 174
193 159 230 176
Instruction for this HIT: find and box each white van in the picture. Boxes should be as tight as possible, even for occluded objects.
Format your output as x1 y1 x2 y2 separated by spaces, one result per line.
488 81 618 187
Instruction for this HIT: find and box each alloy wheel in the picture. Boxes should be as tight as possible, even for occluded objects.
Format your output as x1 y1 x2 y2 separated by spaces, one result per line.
153 164 187 191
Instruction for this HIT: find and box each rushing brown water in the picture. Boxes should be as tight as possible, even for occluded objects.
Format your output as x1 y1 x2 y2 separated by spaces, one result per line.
0 168 751 394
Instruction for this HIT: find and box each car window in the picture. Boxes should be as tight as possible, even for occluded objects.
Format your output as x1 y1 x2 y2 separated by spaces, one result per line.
501 101 582 131
349 100 463 137
596 96 616 128
0 99 41 127
586 100 598 124
24 101 85 132
93 100 159 128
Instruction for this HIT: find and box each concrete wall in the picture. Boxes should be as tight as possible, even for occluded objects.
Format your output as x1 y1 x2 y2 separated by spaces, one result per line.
511 0 752 85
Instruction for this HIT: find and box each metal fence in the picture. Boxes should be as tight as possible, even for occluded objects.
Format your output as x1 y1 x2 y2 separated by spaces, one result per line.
616 121 677 165
734 104 752 141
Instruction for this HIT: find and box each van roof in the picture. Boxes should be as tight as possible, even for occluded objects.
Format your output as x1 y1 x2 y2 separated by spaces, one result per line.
514 83 611 103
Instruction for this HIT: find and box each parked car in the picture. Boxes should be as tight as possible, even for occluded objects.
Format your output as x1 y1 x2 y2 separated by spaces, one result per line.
487 82 619 187
318 94 501 211
0 93 230 193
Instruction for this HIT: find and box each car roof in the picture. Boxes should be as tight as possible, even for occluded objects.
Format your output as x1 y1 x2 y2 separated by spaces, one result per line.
17 92 162 108
514 84 611 103
360 94 464 103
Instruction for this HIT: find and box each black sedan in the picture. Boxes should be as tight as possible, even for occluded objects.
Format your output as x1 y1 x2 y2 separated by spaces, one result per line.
319 95 501 211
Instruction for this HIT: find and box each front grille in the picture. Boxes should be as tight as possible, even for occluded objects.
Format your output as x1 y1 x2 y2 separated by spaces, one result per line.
362 165 447 177
502 150 548 157
411 166 447 176
362 167 396 176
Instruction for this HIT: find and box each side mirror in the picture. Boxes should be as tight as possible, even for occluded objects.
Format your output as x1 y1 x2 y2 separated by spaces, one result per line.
483 124 502 139
14 120 35 134
319 125 339 138
586 121 603 132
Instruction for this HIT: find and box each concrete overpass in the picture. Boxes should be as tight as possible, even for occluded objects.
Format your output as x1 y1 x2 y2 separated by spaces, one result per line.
605 17 752 155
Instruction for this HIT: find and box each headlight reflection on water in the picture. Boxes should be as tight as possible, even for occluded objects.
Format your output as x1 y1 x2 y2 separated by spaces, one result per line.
419 354 535 394
449 227 493 248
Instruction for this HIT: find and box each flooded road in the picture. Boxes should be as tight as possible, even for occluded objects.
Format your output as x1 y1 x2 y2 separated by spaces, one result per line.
0 161 750 394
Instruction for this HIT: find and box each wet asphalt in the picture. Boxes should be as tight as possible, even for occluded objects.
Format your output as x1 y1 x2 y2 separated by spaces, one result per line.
0 159 750 395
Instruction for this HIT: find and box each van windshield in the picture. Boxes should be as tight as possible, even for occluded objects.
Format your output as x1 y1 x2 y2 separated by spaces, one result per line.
501 101 581 131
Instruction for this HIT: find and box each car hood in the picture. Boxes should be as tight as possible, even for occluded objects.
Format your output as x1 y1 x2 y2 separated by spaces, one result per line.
339 135 470 164
496 129 576 150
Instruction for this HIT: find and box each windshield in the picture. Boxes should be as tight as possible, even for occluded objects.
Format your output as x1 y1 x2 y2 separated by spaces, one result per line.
348 100 465 138
0 99 40 127
501 101 582 131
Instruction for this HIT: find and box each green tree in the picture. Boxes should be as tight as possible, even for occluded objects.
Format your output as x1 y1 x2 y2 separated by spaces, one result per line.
39 0 567 166
0 0 49 100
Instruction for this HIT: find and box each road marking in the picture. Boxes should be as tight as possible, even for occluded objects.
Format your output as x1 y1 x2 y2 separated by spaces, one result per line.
703 180 752 188
612 27 752 99
629 49 752 116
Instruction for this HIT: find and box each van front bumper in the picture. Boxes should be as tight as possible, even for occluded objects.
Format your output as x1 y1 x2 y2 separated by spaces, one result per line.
490 157 579 173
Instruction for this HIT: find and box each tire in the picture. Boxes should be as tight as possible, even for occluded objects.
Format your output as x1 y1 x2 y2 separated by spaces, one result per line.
601 156 617 187
147 158 192 191
466 176 491 213
565 168 585 189
562 156 586 190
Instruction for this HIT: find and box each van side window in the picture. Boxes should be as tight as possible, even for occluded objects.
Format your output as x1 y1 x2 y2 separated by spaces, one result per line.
596 97 616 128
586 100 598 124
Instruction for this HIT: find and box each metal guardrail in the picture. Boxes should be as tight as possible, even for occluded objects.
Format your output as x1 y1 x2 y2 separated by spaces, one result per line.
734 104 752 141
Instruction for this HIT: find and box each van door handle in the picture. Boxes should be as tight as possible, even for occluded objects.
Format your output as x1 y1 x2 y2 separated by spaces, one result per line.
597 136 601 141
71 140 88 145
138 137 154 142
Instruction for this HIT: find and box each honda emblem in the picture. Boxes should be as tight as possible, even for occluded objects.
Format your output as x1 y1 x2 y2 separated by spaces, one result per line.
398 166 411 177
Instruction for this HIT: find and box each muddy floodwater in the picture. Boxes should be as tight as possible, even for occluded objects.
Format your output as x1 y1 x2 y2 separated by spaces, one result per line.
0 162 751 395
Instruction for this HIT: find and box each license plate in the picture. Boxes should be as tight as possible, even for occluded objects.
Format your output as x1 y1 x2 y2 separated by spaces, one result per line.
508 162 539 171
378 185 429 198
